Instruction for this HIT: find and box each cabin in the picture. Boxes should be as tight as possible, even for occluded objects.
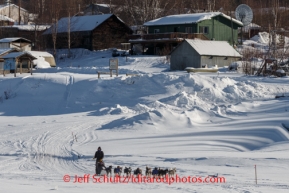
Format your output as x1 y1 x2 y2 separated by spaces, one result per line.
129 12 243 55
170 39 242 71
42 14 133 51
0 37 32 51
1 52 36 76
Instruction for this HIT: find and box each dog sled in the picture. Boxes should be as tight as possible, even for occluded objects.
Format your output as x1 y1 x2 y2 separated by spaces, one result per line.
95 161 107 176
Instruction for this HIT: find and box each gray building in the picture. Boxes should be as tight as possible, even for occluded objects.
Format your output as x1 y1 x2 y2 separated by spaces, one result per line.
170 39 242 70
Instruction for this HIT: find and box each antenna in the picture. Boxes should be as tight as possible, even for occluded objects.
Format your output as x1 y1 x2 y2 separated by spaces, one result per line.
235 4 253 26
235 4 253 44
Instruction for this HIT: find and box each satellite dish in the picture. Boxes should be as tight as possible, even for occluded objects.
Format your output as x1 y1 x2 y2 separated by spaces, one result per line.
235 4 253 26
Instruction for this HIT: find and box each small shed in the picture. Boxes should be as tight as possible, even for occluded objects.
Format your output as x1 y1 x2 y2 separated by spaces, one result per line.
0 37 32 51
1 52 36 76
242 23 261 39
170 39 242 70
0 48 19 73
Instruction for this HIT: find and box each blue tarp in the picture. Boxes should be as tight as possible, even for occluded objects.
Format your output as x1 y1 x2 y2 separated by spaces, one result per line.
4 58 16 70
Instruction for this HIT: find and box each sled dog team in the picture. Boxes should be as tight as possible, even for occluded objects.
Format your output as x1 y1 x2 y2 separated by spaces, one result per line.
102 165 177 177
93 147 176 177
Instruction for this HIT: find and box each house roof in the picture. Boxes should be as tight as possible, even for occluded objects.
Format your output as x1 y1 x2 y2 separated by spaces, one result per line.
0 3 28 12
0 37 32 43
0 48 17 56
43 14 115 34
1 52 36 59
0 25 50 31
243 23 261 33
179 39 242 57
144 12 243 26
27 51 53 58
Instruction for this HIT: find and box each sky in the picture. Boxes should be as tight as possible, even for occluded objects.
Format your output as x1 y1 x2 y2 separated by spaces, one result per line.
0 33 289 193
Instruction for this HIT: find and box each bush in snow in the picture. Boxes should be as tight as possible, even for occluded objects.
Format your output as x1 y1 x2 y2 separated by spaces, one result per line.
4 89 16 100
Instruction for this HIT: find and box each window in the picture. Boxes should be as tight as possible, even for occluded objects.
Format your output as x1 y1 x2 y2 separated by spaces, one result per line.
185 27 192 33
199 26 209 34
154 29 160 33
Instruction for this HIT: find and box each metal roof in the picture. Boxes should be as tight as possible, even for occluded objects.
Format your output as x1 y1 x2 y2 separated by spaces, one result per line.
0 48 16 56
43 14 114 34
0 37 32 43
177 39 242 57
144 12 243 26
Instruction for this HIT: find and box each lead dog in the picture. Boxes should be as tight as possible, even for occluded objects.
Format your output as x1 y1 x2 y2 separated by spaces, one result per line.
168 168 176 177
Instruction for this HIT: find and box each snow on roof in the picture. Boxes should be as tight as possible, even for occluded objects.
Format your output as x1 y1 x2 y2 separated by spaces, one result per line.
0 3 28 12
0 14 14 22
144 12 243 26
0 37 31 43
242 23 261 33
184 39 242 57
27 51 54 58
96 4 110 8
0 25 50 31
1 51 36 59
43 14 113 34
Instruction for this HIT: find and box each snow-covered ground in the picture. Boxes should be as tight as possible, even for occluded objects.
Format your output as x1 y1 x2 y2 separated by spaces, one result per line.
1 47 289 193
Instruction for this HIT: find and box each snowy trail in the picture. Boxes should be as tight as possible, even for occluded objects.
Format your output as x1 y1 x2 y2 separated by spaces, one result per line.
1 64 289 192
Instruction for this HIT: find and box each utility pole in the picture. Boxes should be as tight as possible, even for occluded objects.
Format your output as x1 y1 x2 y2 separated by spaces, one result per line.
230 5 234 46
7 0 11 19
18 0 21 24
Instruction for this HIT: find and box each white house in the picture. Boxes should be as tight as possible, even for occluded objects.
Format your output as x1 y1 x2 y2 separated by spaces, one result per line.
0 3 29 24
0 37 32 51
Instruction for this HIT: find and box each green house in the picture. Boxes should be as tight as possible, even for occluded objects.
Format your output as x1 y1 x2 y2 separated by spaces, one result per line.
144 12 243 45
129 12 243 55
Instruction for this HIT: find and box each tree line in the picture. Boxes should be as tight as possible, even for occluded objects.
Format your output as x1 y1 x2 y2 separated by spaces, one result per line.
1 0 288 30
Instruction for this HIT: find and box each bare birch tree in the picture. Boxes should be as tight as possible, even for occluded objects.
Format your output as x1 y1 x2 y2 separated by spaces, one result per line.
48 0 61 57
206 0 215 12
